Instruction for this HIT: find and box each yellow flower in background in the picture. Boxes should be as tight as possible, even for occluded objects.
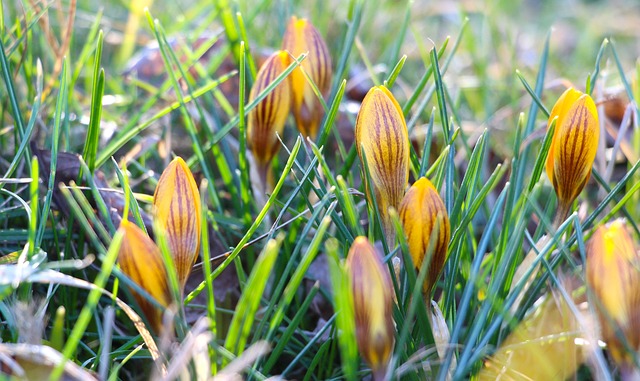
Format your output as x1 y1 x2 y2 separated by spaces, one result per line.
399 177 450 295
347 236 395 381
355 86 409 246
282 16 332 139
247 51 292 190
587 219 640 367
545 87 599 222
478 288 586 380
153 156 201 291
117 220 172 332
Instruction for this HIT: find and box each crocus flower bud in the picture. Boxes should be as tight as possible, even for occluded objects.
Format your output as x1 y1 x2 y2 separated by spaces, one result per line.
399 177 450 294
587 219 640 368
347 236 395 380
282 16 332 139
153 157 201 291
247 51 292 190
118 220 171 332
355 86 410 245
545 87 599 223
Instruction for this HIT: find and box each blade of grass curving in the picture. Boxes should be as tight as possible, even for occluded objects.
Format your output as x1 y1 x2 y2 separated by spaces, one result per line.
2 60 42 186
198 180 217 374
83 30 105 174
586 38 609 95
327 238 358 381
58 185 107 254
385 55 406 88
316 79 346 148
526 117 556 193
418 108 436 177
0 37 26 143
113 159 147 234
402 34 453 115
237 41 252 227
37 58 68 247
224 235 282 360
77 158 116 234
236 12 257 82
515 69 549 118
28 156 38 259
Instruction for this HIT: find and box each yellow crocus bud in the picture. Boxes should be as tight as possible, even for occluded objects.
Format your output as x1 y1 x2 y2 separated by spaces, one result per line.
545 87 599 223
153 157 201 291
347 236 395 380
282 16 332 139
355 86 410 245
399 177 450 295
247 50 292 190
587 219 640 368
117 220 172 332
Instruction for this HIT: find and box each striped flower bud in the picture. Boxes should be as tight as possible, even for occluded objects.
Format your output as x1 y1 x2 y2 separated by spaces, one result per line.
587 219 640 367
117 220 171 332
153 157 201 292
399 177 450 294
282 16 332 139
247 50 292 190
355 86 410 245
545 87 599 222
347 236 395 380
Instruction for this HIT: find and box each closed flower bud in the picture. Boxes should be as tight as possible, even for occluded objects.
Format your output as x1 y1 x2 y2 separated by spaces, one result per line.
347 236 395 380
355 86 410 245
587 219 640 367
545 87 599 223
153 157 201 291
282 16 332 139
399 177 450 294
118 221 171 332
247 51 292 190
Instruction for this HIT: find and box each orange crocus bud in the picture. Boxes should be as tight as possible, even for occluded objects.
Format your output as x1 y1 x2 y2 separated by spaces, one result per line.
399 177 450 294
587 219 640 368
153 157 201 291
545 87 599 223
247 50 292 190
282 16 332 139
347 236 395 380
355 86 410 245
117 220 171 332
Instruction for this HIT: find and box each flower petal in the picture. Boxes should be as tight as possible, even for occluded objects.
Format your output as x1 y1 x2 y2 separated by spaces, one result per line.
118 220 171 332
347 236 395 378
247 51 292 186
544 88 599 220
399 177 450 294
355 86 410 244
282 16 332 138
153 157 201 291
587 219 640 366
